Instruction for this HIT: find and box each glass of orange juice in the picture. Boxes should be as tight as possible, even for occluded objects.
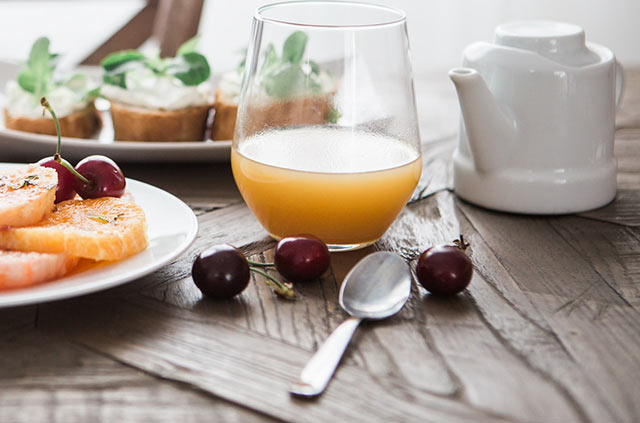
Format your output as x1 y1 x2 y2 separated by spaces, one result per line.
231 1 422 251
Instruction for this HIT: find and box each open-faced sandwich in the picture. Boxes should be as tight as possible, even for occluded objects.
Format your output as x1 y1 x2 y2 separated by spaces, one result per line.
3 37 101 138
100 37 213 142
0 100 147 290
211 31 338 140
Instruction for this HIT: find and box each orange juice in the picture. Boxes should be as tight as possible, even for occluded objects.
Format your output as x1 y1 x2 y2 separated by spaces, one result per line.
232 127 422 248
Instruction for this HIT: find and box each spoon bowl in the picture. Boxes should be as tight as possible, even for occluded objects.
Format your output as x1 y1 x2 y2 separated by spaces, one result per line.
340 251 412 319
290 251 412 397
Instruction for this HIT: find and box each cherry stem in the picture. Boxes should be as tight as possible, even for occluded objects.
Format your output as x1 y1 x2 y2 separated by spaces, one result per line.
40 97 61 155
453 234 470 251
41 96 93 187
246 259 274 268
55 156 92 186
249 266 295 299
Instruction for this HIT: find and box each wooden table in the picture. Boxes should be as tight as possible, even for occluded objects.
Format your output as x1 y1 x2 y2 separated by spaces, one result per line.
1 69 639 423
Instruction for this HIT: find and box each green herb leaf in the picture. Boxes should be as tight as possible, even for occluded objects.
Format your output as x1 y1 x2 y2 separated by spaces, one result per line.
144 52 169 75
177 35 200 56
18 37 51 98
262 63 320 99
88 214 111 224
102 59 146 88
101 50 146 71
308 60 320 75
17 71 37 94
282 31 308 64
326 106 340 124
170 52 210 86
102 72 127 88
83 86 101 101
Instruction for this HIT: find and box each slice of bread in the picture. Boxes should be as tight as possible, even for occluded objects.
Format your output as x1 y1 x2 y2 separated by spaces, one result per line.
211 89 238 141
217 93 334 140
3 105 101 139
110 102 212 142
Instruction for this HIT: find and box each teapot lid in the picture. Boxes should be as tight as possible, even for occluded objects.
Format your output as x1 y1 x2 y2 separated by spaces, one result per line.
495 21 599 66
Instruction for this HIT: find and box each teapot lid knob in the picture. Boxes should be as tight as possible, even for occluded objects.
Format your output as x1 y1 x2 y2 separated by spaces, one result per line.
495 21 586 56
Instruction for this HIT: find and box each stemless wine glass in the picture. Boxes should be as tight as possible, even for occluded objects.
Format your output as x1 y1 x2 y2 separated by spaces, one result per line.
232 1 422 251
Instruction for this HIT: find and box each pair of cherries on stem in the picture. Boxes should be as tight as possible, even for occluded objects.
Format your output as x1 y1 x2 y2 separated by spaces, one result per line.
192 236 331 300
39 98 125 203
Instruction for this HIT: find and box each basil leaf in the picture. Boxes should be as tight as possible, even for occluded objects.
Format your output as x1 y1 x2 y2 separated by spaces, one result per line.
177 36 200 56
282 31 307 64
308 60 319 75
262 63 320 99
83 86 101 101
18 37 51 98
17 71 37 93
101 50 146 71
326 106 340 124
103 72 127 88
102 60 147 88
171 52 210 86
144 53 169 75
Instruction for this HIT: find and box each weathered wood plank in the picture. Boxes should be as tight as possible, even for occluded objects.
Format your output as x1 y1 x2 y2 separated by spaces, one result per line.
0 332 278 423
120 162 242 210
0 306 36 341
374 192 593 421
37 297 510 423
459 200 640 422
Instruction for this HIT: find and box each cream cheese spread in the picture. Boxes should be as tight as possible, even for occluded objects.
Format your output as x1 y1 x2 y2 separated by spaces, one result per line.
4 80 91 119
101 69 212 110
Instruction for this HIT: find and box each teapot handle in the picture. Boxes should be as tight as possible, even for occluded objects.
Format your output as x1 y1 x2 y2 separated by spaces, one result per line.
616 60 624 108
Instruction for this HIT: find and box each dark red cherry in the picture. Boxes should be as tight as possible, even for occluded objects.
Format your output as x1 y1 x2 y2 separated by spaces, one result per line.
192 244 251 299
37 156 76 203
416 244 473 296
274 235 330 282
74 155 126 199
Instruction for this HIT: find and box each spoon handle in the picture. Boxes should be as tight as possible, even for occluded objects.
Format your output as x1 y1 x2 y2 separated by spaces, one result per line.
290 317 362 397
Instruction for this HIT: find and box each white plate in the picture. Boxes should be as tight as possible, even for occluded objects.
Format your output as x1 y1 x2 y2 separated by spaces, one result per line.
0 163 198 308
0 61 231 163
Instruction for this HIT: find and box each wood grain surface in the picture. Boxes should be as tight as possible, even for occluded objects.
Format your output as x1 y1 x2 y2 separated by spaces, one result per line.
1 69 639 423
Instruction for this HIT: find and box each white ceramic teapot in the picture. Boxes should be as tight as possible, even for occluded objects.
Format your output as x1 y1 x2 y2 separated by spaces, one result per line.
449 21 623 214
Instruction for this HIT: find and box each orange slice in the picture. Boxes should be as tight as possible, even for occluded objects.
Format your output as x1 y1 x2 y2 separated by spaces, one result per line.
0 165 57 227
0 197 148 261
0 250 79 290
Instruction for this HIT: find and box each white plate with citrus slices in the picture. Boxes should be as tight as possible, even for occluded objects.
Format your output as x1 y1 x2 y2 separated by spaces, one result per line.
0 162 198 308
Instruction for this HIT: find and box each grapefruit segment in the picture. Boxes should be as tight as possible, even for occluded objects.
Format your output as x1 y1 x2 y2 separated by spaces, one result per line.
0 197 148 261
0 250 79 290
0 165 57 227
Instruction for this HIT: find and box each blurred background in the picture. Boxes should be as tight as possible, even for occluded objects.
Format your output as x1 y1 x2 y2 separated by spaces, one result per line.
1 0 639 75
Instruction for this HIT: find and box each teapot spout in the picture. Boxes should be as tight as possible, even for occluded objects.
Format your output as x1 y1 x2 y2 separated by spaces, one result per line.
449 68 516 172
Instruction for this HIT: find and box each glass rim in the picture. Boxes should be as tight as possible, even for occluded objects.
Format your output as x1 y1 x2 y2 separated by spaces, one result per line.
255 1 407 29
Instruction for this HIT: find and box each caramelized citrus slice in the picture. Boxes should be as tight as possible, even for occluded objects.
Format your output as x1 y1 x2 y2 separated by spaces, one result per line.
0 165 57 227
0 197 148 261
0 250 78 290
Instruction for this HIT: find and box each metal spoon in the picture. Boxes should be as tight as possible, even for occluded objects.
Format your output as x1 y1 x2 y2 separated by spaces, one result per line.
290 251 412 397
